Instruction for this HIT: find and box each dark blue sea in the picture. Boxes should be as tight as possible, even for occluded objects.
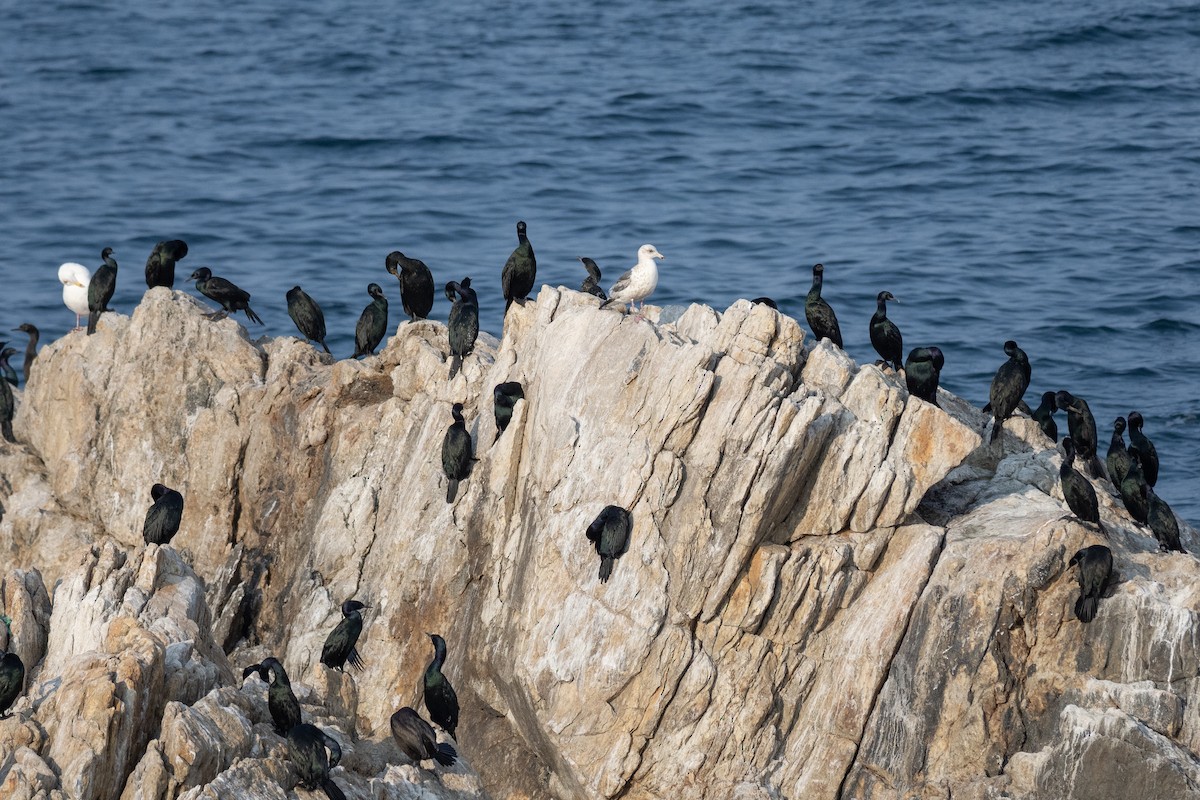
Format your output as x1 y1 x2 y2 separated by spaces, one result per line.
2 0 1198 522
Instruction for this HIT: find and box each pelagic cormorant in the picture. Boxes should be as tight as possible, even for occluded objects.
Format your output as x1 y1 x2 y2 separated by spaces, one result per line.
0 348 17 387
579 257 607 301
904 347 944 406
586 505 633 583
1145 487 1185 553
352 283 388 358
144 239 188 289
143 483 185 545
423 633 459 739
320 599 367 672
1029 391 1058 442
493 382 524 441
1107 417 1134 490
501 220 537 313
1060 438 1100 529
385 251 435 322
87 247 119 335
869 291 903 371
0 365 15 441
804 263 842 348
286 286 331 354
1119 459 1150 524
287 723 347 800
1068 545 1112 623
187 267 264 324
1126 411 1159 487
446 279 479 379
242 656 302 736
0 647 23 719
602 245 665 315
442 403 473 503
13 324 38 386
987 340 1030 443
59 262 91 330
1056 391 1103 478
391 706 456 767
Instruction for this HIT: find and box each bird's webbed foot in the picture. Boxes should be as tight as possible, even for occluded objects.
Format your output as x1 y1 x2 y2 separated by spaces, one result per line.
205 310 229 322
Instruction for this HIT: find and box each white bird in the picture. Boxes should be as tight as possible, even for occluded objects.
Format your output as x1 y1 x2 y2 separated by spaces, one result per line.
58 262 92 330
604 244 664 316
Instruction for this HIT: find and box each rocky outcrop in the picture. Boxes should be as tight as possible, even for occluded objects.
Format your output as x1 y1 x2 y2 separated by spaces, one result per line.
0 286 1197 799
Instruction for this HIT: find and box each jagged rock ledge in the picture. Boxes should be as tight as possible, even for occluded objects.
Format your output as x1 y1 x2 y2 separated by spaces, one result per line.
0 286 1197 799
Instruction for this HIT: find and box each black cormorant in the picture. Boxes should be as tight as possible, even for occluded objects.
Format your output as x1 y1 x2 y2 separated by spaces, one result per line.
1145 487 1185 553
144 239 188 289
1030 391 1058 442
423 633 459 739
750 297 778 309
286 286 331 354
501 220 536 313
904 347 944 406
87 247 118 335
804 263 842 348
1060 438 1100 529
143 483 184 545
187 267 264 324
242 656 302 736
13 324 38 386
1126 411 1159 487
586 505 633 583
1107 417 1134 490
1119 459 1149 524
987 341 1030 443
385 251 435 322
869 291 903 371
287 723 347 800
1068 545 1112 623
320 599 367 672
352 283 388 358
442 403 473 503
0 651 23 718
446 279 479 380
579 257 607 301
493 382 524 442
0 348 16 387
1056 391 1103 478
391 706 456 767
0 368 14 442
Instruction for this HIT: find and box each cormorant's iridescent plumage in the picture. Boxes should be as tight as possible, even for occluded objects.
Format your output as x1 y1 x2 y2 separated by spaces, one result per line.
0 348 16 387
1030 391 1058 442
87 247 119 335
1060 437 1100 529
1107 417 1134 490
579 257 606 301
13 324 38 386
0 365 15 442
493 382 524 442
804 263 842 348
188 268 264 325
144 239 188 289
904 347 943 406
1127 411 1159 487
987 340 1030 443
447 279 479 379
442 403 473 503
1056 391 1103 478
242 656 301 736
1119 459 1150 524
286 286 331 354
391 706 456 767
501 220 536 312
586 505 632 583
1145 486 1185 553
385 251 434 322
869 291 902 371
423 633 459 739
320 600 367 672
352 283 388 358
143 483 184 545
0 650 23 719
287 723 347 800
1069 545 1112 623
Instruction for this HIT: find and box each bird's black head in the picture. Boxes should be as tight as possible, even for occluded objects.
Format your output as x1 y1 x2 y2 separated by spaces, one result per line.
516 220 527 236
750 297 778 309
812 263 824 276
1042 391 1057 410
929 347 945 370
261 656 287 683
0 348 14 361
240 662 263 683
150 483 170 501
1062 436 1076 462
14 323 38 335
877 291 897 303
101 247 114 259
1003 340 1019 357
286 286 303 301
1068 549 1085 568
341 599 367 616
1128 411 1144 429
162 240 188 260
451 402 465 422
187 267 212 282
461 276 472 288
1055 390 1074 409
444 281 458 302
367 283 384 299
385 251 403 276
1113 416 1126 434
427 632 446 651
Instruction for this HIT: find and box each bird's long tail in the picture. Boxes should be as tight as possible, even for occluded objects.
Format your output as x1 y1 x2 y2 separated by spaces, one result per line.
435 742 457 767
448 355 461 380
599 556 614 583
321 778 348 800
1075 595 1098 623
1 420 13 443
87 310 100 336
320 341 331 355
348 647 365 671
989 417 1003 443
244 306 264 325
446 478 459 504
1086 455 1107 481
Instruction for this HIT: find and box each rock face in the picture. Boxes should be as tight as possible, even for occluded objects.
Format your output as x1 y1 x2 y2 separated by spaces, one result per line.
0 286 1197 799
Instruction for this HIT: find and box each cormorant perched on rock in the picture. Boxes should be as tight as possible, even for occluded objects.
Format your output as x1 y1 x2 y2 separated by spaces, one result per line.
804 263 842 348
987 341 1030 443
286 286 331 354
1060 438 1100 529
287 723 347 800
1145 487 1185 553
493 382 524 442
1107 417 1134 490
446 279 479 380
869 291 903 371
385 251 435 322
320 599 367 672
0 348 16 387
602 245 665 315
1030 391 1058 442
87 247 119 335
502 220 537 312
352 283 388 358
1119 459 1149 524
242 656 302 736
442 403 473 503
391 707 457 767
187 267 264 324
423 633 459 739
0 650 23 719
1126 411 1159 487
1068 545 1112 624
144 239 188 289
904 347 944 406
143 483 184 545
586 505 633 583
579 257 607 301
13 324 38 386
59 262 91 330
750 297 778 309
1056 391 1103 478
0 365 15 442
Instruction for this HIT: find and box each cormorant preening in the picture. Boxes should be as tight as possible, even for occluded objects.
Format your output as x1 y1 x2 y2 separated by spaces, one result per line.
391 707 456 767
0 348 16 387
144 239 188 289
804 263 842 348
501 220 537 313
1056 391 1103 478
286 286 331 354
0 367 15 442
904 347 944 406
87 247 119 335
586 505 633 583
603 245 665 315
1119 459 1150 524
1107 417 1134 490
320 599 367 672
1126 411 1159 487
579 257 607 301
423 633 459 739
385 251 435 322
869 291 903 371
446 279 479 380
143 483 184 545
352 283 388 358
987 340 1030 443
13 324 38 386
1060 438 1100 529
493 382 524 442
242 656 302 736
750 297 778 309
1030 391 1058 442
442 403 473 503
1145 487 1185 553
287 723 347 800
1069 545 1112 623
187 268 264 325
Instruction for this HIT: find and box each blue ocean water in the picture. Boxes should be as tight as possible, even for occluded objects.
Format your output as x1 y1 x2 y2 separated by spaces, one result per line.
1 0 1198 522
